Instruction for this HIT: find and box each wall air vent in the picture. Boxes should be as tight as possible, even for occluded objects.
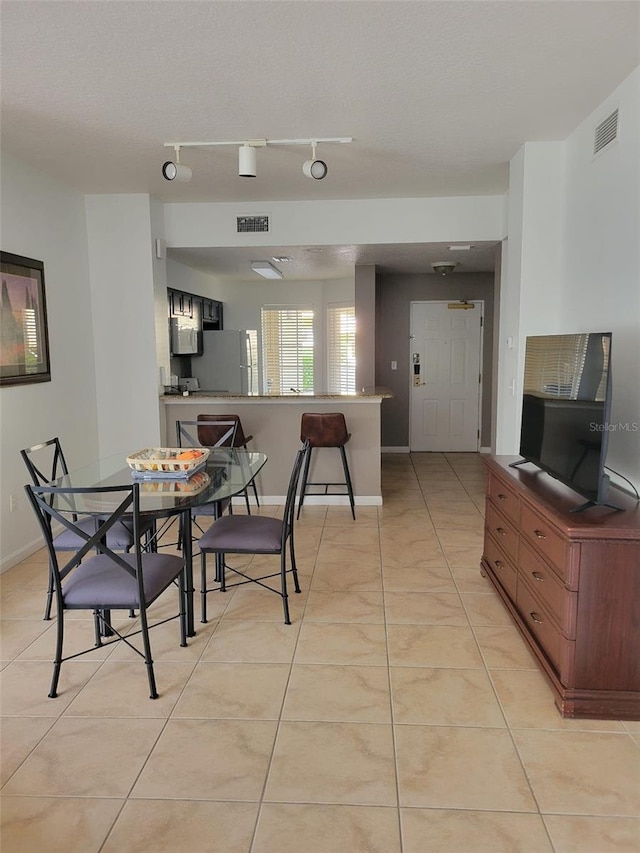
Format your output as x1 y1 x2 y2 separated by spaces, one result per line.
237 215 269 233
593 109 619 156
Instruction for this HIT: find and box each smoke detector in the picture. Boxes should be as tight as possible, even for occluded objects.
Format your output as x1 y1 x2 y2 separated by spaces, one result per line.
431 261 458 276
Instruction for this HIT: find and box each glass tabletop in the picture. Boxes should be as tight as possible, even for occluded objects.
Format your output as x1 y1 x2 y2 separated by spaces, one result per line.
47 448 267 517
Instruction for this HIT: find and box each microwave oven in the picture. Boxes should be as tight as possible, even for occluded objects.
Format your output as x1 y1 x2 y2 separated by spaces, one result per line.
170 316 202 356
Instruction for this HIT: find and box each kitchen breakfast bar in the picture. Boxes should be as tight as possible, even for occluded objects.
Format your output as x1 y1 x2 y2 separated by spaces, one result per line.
160 389 391 507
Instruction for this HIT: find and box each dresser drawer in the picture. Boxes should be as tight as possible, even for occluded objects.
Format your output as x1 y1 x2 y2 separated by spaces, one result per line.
520 503 568 576
487 474 520 526
484 531 518 600
485 502 519 563
516 577 564 673
519 540 576 637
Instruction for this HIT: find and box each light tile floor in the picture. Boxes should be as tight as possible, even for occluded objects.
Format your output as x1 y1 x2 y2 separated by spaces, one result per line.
1 452 639 852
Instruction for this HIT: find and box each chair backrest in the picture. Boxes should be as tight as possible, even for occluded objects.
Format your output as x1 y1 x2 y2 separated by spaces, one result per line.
24 482 144 598
176 418 238 449
21 437 70 486
196 414 250 448
283 440 310 538
300 412 350 448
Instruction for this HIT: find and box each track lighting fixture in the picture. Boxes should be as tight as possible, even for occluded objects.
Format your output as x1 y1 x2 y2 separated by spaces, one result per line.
238 144 257 177
161 145 192 182
162 136 351 183
302 142 328 180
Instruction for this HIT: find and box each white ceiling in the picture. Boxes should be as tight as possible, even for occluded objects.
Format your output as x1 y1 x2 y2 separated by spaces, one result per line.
2 0 638 278
168 241 499 280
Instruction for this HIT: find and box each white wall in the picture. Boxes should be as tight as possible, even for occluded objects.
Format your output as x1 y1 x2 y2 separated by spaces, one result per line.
496 67 640 492
164 196 506 248
166 257 222 299
84 194 162 456
561 67 640 488
0 153 98 569
496 142 567 454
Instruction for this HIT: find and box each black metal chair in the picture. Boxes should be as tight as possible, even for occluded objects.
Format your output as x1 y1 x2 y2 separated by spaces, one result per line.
24 481 187 699
196 414 260 512
197 442 308 625
21 438 154 620
297 412 355 519
174 419 238 546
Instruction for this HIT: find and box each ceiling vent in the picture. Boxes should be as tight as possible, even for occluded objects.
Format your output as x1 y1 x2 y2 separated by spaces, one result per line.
237 215 269 233
593 109 619 156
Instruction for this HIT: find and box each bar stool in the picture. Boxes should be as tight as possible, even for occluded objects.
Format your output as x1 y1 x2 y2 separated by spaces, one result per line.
297 412 355 519
196 414 260 513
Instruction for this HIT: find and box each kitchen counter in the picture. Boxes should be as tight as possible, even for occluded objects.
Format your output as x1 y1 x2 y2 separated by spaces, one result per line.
160 391 392 506
161 387 392 400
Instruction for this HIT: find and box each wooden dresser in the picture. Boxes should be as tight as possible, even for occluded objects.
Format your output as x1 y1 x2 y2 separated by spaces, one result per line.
481 455 640 719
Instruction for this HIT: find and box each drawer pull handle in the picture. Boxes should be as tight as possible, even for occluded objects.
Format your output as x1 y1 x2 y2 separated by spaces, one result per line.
531 571 544 582
497 493 508 501
494 560 504 569
534 529 546 540
529 611 543 624
496 527 507 536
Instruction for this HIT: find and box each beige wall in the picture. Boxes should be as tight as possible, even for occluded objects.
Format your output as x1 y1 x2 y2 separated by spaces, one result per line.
162 397 383 504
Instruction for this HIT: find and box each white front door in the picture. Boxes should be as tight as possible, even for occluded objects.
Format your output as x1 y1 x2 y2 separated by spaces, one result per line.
409 301 483 452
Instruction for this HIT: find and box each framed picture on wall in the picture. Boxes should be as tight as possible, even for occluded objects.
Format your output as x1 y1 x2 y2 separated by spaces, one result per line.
0 251 51 387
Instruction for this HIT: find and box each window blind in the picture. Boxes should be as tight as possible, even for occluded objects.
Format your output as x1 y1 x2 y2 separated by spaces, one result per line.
261 307 314 394
327 303 356 393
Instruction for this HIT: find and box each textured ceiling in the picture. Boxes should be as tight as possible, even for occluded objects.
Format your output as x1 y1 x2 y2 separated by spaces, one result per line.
168 241 499 280
2 0 638 277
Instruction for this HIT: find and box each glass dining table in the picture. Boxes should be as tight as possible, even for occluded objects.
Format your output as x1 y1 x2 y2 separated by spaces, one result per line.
47 448 268 636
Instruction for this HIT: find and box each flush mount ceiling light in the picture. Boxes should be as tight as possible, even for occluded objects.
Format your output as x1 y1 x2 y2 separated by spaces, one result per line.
161 145 192 182
302 142 328 180
431 261 459 275
251 260 283 279
162 137 351 182
448 245 473 251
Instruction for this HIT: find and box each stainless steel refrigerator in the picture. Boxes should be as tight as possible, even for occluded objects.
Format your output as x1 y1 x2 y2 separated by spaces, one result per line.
190 329 258 394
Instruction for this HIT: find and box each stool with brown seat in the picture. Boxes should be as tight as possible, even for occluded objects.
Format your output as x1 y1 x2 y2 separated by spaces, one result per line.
196 414 260 513
297 412 355 520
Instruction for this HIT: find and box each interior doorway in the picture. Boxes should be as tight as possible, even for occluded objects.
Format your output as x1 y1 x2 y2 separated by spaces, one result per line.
409 300 484 451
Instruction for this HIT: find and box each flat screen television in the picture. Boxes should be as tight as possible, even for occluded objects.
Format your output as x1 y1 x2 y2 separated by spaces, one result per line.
511 332 618 512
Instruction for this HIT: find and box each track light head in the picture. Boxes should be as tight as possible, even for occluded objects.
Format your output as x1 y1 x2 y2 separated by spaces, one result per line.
161 161 192 182
162 145 192 182
303 159 328 180
303 141 328 180
239 144 257 177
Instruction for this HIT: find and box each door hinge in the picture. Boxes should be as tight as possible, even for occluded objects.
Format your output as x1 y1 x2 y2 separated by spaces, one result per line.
480 316 484 326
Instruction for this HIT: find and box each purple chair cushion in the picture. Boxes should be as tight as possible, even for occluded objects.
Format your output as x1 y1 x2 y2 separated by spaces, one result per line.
62 553 184 609
198 514 284 554
54 517 152 551
192 498 231 518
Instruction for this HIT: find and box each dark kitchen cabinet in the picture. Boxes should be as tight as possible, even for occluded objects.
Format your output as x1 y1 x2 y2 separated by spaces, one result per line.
168 288 195 318
201 298 223 329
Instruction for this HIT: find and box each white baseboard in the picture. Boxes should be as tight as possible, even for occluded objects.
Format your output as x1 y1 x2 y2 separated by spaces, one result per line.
383 446 489 455
1 536 46 574
247 495 383 507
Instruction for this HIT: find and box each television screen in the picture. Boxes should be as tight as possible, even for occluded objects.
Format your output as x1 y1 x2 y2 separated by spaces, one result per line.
515 332 613 510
